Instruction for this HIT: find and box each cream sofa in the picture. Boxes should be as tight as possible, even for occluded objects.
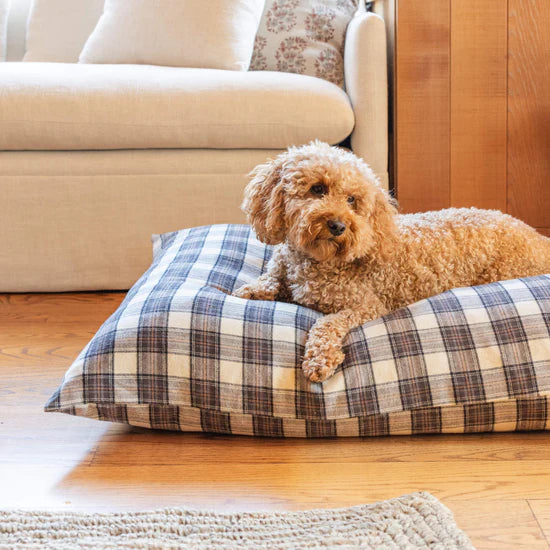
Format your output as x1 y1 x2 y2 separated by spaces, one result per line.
0 0 388 292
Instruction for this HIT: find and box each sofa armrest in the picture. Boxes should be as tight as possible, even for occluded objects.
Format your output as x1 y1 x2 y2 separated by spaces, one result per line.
344 9 388 188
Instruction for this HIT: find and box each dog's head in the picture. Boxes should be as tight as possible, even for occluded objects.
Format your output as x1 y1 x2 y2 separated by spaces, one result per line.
242 141 398 263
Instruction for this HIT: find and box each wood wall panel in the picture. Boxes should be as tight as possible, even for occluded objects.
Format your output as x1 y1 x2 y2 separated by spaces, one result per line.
394 0 550 221
449 0 507 210
508 1 550 228
395 0 450 213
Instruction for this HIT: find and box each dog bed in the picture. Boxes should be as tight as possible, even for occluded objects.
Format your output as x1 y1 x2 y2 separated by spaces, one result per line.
45 224 550 437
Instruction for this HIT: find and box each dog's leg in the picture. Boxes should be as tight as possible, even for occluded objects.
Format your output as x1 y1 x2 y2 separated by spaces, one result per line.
233 250 288 301
233 272 285 301
302 300 386 383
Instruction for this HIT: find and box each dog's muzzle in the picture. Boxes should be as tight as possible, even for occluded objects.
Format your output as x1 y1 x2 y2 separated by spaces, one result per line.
327 220 346 236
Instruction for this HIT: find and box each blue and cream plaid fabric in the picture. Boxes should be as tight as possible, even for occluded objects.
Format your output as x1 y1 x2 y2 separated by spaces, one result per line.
46 224 550 437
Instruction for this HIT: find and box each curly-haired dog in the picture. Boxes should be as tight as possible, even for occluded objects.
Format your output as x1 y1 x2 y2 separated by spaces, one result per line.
233 141 550 382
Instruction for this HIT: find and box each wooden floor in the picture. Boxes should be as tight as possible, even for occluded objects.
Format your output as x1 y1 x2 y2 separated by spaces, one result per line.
2 292 550 548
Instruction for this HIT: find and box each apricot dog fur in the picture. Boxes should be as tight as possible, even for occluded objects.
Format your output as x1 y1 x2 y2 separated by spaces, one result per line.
233 141 550 382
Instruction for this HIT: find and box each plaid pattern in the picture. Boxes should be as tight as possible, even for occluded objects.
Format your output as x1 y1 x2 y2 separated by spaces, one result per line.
45 224 550 437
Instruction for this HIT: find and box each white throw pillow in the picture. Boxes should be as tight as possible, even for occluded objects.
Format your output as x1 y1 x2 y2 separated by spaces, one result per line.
79 0 266 71
0 0 9 61
24 0 105 62
250 0 359 87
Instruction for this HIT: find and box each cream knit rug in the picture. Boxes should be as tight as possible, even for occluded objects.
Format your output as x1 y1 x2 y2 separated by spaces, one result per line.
0 492 474 549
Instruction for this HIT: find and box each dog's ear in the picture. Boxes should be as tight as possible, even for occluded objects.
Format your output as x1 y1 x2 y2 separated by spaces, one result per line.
370 187 399 262
242 154 287 245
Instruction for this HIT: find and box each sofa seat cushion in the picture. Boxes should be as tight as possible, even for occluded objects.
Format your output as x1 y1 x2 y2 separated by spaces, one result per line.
0 63 354 150
45 224 550 437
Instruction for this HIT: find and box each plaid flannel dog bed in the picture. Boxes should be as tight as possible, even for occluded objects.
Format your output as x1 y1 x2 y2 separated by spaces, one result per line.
46 224 550 437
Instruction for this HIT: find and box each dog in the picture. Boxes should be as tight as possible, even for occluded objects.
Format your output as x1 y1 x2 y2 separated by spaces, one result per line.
233 141 550 382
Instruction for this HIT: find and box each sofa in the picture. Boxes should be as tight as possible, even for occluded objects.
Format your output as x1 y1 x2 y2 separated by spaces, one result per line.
0 0 388 292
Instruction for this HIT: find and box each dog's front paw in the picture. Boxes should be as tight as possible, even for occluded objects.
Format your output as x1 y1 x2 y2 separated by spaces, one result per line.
232 284 275 301
232 284 255 300
302 346 345 383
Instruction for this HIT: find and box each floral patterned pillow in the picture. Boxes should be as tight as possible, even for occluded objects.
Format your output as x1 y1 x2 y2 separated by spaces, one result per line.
250 0 359 87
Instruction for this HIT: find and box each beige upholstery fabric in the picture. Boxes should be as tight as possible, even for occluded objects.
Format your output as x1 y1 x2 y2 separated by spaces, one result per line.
345 9 388 180
0 149 283 292
80 0 265 71
24 0 104 62
0 63 354 150
0 2 389 292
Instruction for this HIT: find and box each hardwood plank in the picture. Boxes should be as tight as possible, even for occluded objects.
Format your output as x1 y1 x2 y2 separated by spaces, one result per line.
538 228 550 238
0 291 124 309
529 500 550 545
452 500 548 550
0 292 124 329
89 432 550 466
395 0 450 212
0 342 88 367
508 1 550 227
0 292 124 368
4 460 550 510
450 0 507 210
62 461 550 503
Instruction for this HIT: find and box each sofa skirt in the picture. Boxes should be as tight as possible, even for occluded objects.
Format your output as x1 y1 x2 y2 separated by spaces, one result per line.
0 149 279 291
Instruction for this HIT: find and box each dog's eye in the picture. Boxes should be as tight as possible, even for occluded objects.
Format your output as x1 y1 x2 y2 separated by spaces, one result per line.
347 196 355 204
310 184 327 196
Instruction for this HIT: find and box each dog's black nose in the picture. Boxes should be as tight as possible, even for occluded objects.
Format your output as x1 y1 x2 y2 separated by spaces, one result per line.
327 219 346 236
